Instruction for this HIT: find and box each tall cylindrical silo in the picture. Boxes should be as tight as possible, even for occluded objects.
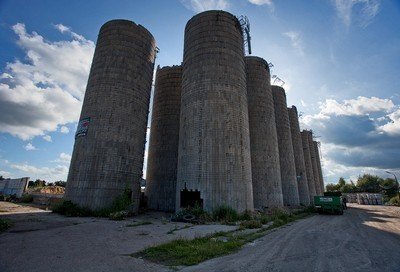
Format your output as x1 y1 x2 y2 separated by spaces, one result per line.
65 20 156 210
307 131 322 196
246 56 283 209
177 10 254 213
301 130 317 202
272 86 300 206
146 65 182 212
288 106 310 206
313 141 325 193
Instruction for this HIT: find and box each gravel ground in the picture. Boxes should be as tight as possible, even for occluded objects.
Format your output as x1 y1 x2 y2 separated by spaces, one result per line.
1 202 399 272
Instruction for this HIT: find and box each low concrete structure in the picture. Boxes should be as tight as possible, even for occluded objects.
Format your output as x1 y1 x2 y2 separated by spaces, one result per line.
0 177 29 197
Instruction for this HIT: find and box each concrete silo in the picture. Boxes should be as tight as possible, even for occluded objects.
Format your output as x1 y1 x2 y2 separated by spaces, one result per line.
288 106 310 206
307 131 322 196
313 141 325 193
272 86 300 206
146 65 182 212
177 10 254 212
245 56 283 209
301 130 317 202
65 20 156 211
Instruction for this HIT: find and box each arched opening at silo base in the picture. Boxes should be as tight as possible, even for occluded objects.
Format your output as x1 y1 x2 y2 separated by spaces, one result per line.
180 183 203 209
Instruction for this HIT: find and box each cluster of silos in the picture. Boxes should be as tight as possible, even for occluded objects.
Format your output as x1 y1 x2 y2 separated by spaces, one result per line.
65 11 324 213
65 20 157 210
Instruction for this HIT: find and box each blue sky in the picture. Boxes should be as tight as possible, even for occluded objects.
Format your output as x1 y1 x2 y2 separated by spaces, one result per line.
0 0 399 184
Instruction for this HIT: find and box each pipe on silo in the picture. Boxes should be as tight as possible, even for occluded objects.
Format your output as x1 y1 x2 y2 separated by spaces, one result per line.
288 106 310 206
177 10 254 213
146 65 182 212
246 56 283 209
65 20 156 211
272 86 300 206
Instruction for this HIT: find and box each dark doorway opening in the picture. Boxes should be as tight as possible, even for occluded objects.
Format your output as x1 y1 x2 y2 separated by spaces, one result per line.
180 183 203 208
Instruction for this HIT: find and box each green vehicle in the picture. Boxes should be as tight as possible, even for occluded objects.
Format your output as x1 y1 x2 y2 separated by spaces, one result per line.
314 192 344 215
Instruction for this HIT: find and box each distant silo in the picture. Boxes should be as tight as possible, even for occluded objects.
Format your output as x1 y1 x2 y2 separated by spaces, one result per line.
301 130 316 202
313 141 325 193
272 86 300 206
177 10 254 212
288 106 310 206
246 57 283 209
65 20 156 210
307 131 322 196
146 65 182 212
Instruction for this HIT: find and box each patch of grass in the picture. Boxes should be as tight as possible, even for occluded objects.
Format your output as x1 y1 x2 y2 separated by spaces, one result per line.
167 224 191 234
135 206 316 267
126 221 153 227
52 200 92 217
53 188 134 218
239 219 262 229
0 218 13 232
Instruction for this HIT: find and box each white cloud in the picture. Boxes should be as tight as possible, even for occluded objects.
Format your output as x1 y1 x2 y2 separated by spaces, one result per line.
42 135 52 142
321 96 394 116
24 143 37 151
60 126 70 134
58 152 72 163
0 23 94 140
300 99 307 107
378 108 400 135
332 0 380 27
180 0 229 13
10 162 68 181
283 31 304 56
248 0 273 6
0 170 11 177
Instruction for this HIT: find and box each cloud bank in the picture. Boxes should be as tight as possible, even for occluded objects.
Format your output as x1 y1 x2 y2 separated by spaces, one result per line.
0 23 94 140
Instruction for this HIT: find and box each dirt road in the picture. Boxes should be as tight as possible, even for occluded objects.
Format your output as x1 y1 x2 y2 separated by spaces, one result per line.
182 204 400 272
1 203 399 271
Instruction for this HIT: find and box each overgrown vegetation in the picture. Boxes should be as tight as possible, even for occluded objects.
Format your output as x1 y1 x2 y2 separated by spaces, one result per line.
388 195 400 206
135 207 315 266
0 218 13 232
19 194 33 203
52 188 134 219
326 174 399 198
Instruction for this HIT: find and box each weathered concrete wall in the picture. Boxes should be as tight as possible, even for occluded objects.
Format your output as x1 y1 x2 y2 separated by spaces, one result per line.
177 10 254 212
246 56 283 209
65 20 156 210
313 141 325 194
146 65 182 212
288 106 310 206
301 130 316 203
272 86 299 206
307 131 321 196
0 177 29 197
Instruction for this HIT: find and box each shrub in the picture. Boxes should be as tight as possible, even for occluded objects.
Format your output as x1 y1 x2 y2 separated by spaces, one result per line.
20 194 33 203
109 211 128 221
388 195 400 206
0 218 12 232
52 201 91 217
239 220 262 229
212 205 239 222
